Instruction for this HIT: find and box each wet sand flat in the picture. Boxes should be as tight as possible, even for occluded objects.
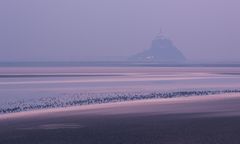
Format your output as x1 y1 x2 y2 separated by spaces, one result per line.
1 94 240 144
1 67 240 116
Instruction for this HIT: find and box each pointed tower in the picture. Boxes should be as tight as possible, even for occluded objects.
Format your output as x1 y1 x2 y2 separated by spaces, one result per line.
155 29 165 40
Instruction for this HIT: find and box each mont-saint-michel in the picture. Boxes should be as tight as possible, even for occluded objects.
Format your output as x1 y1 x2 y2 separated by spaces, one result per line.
129 32 186 63
2 1 240 144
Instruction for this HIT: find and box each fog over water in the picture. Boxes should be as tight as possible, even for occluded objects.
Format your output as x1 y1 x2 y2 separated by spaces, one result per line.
1 0 240 62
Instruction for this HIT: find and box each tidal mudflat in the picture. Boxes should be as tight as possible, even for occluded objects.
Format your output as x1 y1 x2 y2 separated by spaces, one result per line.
0 67 240 114
0 67 240 143
1 93 240 144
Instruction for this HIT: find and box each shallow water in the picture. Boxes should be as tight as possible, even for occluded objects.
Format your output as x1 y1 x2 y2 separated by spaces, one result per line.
0 67 240 113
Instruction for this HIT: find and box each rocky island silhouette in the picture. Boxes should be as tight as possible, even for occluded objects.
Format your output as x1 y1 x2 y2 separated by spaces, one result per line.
130 32 186 63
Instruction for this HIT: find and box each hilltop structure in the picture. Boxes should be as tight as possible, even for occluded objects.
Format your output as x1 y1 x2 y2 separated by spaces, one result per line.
129 32 186 63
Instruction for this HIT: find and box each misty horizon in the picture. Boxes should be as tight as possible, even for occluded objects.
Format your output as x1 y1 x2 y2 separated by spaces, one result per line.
1 0 240 62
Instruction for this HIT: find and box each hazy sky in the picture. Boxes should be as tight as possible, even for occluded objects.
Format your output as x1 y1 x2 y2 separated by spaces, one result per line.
1 0 240 62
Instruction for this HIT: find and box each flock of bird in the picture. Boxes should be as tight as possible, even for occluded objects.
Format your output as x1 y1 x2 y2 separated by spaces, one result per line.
1 89 240 114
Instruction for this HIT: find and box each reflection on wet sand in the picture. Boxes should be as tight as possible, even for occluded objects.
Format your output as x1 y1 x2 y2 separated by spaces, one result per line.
20 123 84 130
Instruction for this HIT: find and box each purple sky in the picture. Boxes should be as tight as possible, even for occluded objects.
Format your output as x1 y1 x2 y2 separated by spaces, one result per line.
1 0 240 62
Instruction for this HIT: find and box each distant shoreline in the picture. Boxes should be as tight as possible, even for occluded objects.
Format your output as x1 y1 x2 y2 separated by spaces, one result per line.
0 61 240 67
